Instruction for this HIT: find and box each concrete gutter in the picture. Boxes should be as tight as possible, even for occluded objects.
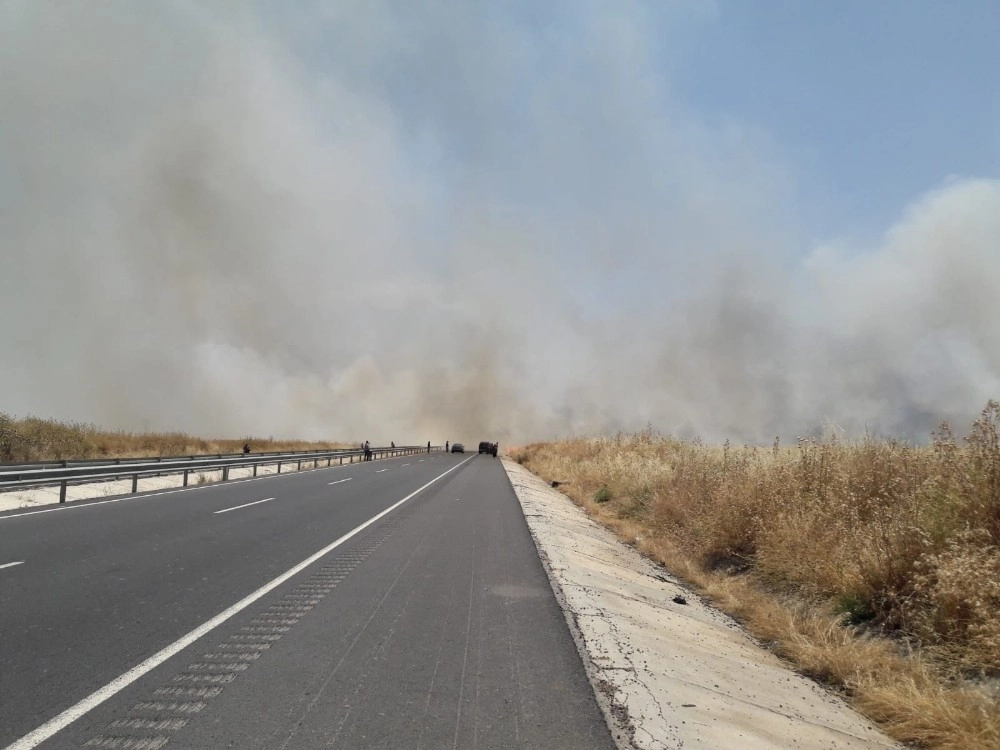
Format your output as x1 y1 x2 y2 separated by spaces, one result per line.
503 458 900 750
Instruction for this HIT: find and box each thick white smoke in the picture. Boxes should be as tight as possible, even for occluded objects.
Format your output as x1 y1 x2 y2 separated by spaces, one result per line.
1 2 998 443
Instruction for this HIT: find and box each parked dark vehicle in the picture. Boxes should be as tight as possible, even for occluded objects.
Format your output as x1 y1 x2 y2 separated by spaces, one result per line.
478 441 491 454
451 443 465 453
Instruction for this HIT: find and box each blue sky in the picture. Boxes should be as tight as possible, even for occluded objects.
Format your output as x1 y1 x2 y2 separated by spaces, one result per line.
668 1 1000 237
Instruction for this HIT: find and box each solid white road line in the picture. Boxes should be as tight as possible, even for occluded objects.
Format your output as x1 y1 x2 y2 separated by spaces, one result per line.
213 498 275 514
3 454 475 750
328 478 352 486
0 561 25 570
401 463 409 467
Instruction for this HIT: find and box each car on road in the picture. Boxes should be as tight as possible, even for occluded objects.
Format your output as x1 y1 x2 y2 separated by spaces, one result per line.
451 443 465 453
478 441 491 454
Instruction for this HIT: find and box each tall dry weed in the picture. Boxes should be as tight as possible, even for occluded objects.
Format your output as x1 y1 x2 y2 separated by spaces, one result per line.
518 403 1000 748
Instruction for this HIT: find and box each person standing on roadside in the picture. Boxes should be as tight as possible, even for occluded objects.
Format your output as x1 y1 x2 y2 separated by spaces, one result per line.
445 441 449 453
427 441 431 453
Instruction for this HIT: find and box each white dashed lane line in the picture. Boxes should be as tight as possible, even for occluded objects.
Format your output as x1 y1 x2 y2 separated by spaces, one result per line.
213 498 275 515
376 469 387 473
0 560 25 570
328 478 353 486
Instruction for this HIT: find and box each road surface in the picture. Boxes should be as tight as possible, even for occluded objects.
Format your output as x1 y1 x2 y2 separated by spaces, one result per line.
0 453 614 749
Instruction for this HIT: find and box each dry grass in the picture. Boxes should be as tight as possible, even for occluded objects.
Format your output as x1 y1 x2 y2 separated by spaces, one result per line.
514 402 1000 749
0 414 351 462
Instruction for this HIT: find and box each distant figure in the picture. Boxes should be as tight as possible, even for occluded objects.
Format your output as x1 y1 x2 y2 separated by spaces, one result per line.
364 440 372 461
427 441 431 453
391 441 395 449
445 441 449 453
243 443 251 454
491 442 498 458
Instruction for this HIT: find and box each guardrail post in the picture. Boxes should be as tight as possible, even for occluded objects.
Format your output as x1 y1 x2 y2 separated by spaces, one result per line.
222 466 229 481
253 464 258 477
131 474 138 493
183 469 189 486
297 460 302 471
277 462 282 474
60 480 67 503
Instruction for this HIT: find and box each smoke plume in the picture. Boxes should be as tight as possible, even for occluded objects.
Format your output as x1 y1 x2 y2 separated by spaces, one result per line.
2 2 998 443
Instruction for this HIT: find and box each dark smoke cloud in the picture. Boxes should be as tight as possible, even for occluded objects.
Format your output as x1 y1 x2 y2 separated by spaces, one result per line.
2 2 998 443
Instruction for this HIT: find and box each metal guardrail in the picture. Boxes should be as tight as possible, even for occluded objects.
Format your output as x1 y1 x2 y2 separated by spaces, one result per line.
0 447 364 471
0 446 440 503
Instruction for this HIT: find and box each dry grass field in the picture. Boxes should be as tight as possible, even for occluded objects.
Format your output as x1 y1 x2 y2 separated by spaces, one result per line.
0 414 351 462
514 402 1000 749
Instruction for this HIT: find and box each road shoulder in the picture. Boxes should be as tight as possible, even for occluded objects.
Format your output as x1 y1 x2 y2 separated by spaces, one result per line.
502 458 900 750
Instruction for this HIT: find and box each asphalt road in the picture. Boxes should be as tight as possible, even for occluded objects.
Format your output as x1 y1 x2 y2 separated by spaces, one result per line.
0 452 615 749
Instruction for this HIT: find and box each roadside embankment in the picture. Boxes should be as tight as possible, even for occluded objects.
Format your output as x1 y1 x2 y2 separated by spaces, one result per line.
504 458 899 749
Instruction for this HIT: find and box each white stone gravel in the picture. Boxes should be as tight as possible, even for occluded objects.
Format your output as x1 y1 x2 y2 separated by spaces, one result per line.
503 458 901 750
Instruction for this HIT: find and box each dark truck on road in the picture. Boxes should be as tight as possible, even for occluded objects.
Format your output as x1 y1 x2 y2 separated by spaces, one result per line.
479 441 498 456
